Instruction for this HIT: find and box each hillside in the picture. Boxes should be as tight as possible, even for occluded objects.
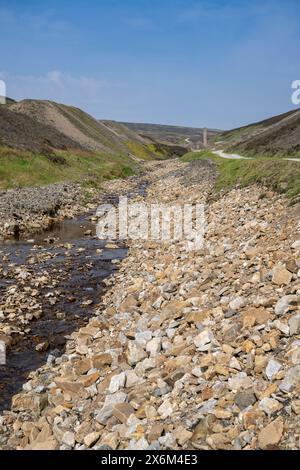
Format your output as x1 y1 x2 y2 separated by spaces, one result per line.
215 108 300 157
0 99 168 189
9 100 158 159
121 122 222 147
0 105 84 153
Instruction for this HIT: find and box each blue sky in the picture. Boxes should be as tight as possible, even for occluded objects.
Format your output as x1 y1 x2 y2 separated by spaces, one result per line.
0 0 300 129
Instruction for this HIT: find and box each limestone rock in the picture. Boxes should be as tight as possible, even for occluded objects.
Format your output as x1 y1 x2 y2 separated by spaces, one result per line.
126 341 148 366
266 358 282 381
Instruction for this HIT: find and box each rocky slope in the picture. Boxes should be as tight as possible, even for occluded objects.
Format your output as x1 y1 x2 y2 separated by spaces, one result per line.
9 100 156 158
216 108 300 157
0 160 300 450
0 105 85 153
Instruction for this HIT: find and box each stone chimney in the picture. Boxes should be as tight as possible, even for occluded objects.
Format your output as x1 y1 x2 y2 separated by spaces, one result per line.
203 128 208 147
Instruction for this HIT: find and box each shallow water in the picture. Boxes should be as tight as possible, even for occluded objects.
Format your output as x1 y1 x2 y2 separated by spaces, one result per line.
0 178 149 412
0 212 126 411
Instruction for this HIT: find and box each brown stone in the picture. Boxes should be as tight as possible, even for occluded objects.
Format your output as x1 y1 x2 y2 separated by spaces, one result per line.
243 307 272 326
243 410 265 429
92 353 113 369
113 403 135 424
30 438 58 450
148 423 165 443
54 379 82 394
119 295 138 312
272 265 292 286
185 310 210 323
258 418 284 449
74 358 92 375
82 372 100 388
11 393 48 413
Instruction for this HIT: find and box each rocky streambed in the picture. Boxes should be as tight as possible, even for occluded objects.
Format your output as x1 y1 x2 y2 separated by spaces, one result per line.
0 160 300 451
0 175 149 412
0 209 127 412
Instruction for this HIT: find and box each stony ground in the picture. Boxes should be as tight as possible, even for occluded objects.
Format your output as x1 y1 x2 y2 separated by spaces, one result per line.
0 159 300 450
0 167 149 240
0 183 84 239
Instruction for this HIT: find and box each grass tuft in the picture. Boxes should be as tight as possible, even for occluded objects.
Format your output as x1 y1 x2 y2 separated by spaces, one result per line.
0 146 137 189
181 150 300 197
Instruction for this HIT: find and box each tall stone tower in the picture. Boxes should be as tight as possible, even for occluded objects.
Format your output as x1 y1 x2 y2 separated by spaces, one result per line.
203 128 208 147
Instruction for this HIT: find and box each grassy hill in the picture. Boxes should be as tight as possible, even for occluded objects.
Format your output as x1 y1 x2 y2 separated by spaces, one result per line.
182 150 300 198
214 108 300 157
0 99 170 189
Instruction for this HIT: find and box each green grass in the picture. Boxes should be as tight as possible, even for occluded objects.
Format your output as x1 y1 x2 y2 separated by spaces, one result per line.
125 141 171 160
226 147 300 159
146 143 171 159
181 150 217 162
181 150 300 197
0 147 136 189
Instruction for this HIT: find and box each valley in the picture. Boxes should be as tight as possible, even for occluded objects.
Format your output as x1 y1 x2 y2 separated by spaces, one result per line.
0 98 300 451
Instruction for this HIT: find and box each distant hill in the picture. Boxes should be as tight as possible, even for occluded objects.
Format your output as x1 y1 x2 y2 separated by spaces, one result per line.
215 108 300 157
121 122 222 148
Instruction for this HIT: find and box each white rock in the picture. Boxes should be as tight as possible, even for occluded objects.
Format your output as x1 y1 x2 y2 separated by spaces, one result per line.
157 399 174 418
275 295 298 316
198 398 217 414
191 367 203 377
109 372 126 393
229 357 242 371
125 370 143 388
127 341 148 366
22 382 33 392
259 397 283 415
291 348 300 365
229 296 245 311
194 329 215 351
266 358 282 380
128 438 149 450
291 240 300 250
273 320 290 335
289 314 300 336
279 366 300 392
135 331 152 347
158 433 176 448
152 297 164 309
228 372 253 391
62 431 75 448
146 337 162 357
166 328 176 339
96 392 127 424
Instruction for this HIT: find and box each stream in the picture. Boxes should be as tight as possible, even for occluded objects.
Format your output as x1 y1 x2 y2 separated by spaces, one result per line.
0 180 149 412
0 214 127 412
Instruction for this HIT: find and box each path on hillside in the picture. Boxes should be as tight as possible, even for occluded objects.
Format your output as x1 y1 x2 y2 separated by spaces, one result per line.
213 150 252 160
212 149 300 162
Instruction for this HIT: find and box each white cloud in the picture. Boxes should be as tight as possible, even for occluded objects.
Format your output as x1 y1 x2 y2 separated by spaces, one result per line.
3 71 108 106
